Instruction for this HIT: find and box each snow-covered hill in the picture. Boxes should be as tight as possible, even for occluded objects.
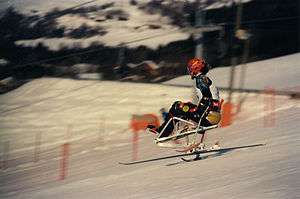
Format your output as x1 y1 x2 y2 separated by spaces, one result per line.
0 53 299 198
2 0 190 50
1 0 255 50
0 2 299 196
0 80 299 198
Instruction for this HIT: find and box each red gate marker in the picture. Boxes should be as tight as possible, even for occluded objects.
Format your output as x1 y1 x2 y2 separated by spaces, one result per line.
130 113 160 161
59 125 72 180
264 87 276 127
220 102 234 127
59 143 69 180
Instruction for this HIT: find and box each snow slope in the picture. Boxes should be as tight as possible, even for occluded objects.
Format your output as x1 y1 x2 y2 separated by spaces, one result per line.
0 61 299 198
1 2 299 197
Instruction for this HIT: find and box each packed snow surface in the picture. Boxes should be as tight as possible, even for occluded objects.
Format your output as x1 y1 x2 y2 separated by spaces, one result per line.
0 53 299 198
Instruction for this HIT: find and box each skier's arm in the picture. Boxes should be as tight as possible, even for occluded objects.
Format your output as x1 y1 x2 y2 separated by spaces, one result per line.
195 76 212 99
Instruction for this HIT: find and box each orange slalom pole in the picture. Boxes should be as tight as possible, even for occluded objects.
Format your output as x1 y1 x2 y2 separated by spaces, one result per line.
59 143 70 180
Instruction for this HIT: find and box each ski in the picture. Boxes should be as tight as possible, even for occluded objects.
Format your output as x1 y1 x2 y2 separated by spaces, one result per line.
119 143 265 165
181 155 202 162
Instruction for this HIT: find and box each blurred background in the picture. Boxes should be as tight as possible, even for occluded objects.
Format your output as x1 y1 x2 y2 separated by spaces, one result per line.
0 1 299 199
0 0 299 86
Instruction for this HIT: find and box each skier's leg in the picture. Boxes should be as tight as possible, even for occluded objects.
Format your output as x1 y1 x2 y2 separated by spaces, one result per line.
200 131 206 143
156 101 182 138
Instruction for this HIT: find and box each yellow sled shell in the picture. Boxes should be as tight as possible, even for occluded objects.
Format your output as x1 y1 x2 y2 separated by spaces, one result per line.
206 111 221 125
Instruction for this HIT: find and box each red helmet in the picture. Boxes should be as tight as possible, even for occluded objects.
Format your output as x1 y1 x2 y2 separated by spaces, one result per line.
187 58 209 78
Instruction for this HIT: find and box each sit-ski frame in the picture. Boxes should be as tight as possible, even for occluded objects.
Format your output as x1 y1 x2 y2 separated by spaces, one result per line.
155 107 218 145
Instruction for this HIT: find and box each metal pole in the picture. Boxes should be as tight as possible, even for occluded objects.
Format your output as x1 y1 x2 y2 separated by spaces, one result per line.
236 1 243 31
228 1 244 103
228 56 237 103
236 38 250 113
195 1 204 58
239 39 250 91
117 44 126 79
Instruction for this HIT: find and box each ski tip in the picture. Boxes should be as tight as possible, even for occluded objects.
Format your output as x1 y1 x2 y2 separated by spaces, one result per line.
254 143 267 147
118 162 131 165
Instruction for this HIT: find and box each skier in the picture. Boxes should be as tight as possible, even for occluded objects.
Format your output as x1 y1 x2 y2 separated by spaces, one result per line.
148 58 222 138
